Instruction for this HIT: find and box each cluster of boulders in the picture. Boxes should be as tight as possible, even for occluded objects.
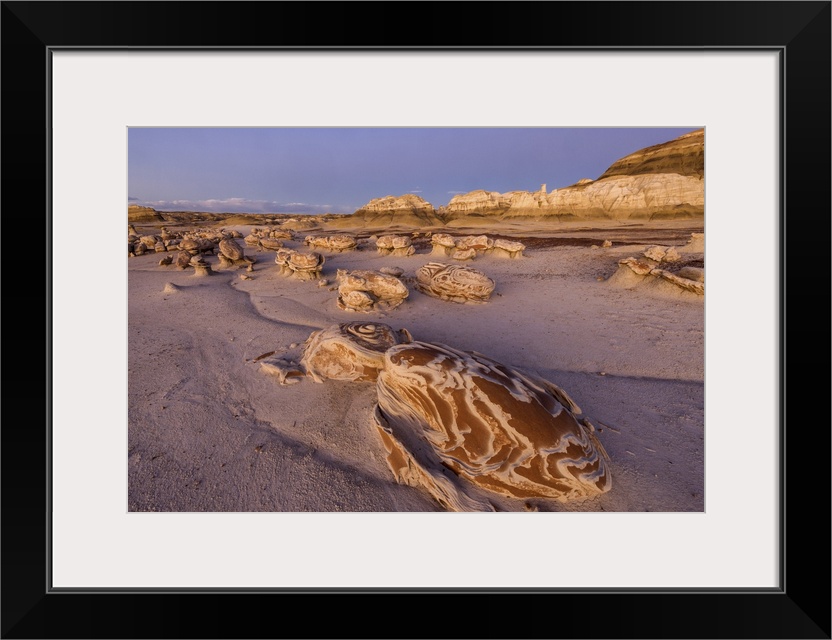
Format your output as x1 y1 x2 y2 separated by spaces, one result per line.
133 227 257 276
430 234 525 260
129 226 248 259
612 240 704 295
244 227 293 250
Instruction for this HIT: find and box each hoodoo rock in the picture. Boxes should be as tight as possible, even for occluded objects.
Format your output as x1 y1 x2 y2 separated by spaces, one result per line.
274 248 325 280
217 238 256 271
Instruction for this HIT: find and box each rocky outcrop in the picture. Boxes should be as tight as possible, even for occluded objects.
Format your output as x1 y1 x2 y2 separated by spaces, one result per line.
128 205 165 223
597 128 704 180
346 194 445 227
439 129 704 223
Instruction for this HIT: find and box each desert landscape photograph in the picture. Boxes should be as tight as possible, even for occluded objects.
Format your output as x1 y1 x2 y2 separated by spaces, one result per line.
127 126 705 513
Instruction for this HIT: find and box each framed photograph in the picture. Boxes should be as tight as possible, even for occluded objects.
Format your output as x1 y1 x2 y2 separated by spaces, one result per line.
4 1 829 638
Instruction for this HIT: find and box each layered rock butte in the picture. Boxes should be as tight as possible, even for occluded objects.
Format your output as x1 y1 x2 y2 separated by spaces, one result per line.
352 128 704 225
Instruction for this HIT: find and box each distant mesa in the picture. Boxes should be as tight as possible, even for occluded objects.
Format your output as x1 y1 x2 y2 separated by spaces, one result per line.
346 129 704 225
128 204 165 223
340 194 445 228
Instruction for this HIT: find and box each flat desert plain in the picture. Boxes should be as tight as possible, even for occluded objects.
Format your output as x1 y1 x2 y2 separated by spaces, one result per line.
128 218 704 513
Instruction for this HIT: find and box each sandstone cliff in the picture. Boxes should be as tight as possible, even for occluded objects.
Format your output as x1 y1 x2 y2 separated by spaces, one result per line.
441 129 704 223
597 128 704 180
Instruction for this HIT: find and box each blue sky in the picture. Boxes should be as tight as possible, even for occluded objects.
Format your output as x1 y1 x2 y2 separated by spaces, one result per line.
128 127 700 214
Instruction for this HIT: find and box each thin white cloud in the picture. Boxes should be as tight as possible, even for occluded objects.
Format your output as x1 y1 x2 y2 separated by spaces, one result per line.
136 197 352 214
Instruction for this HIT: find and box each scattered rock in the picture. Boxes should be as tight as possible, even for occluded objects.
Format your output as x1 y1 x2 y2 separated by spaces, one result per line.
379 266 404 278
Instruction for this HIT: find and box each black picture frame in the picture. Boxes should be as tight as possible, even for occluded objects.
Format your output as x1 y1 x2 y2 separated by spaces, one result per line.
3 1 829 638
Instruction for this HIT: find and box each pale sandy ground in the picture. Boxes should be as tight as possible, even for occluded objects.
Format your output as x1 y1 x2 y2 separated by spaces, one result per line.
128 219 704 513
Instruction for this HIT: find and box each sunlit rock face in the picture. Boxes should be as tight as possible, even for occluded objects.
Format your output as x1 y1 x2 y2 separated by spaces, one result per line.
350 194 445 227
128 205 164 223
374 341 612 509
300 322 412 383
598 128 704 180
441 130 704 222
416 263 495 303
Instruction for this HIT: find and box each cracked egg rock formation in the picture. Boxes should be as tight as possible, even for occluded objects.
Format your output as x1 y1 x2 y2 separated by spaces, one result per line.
336 269 409 312
374 342 612 510
416 262 495 303
300 322 412 383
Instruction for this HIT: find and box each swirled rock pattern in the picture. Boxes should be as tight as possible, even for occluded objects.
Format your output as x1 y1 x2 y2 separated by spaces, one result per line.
300 322 412 383
374 341 612 510
416 263 495 303
336 269 409 312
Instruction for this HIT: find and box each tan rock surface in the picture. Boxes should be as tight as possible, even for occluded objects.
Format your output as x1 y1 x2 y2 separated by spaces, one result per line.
416 262 495 303
374 341 612 510
336 269 409 312
300 322 412 383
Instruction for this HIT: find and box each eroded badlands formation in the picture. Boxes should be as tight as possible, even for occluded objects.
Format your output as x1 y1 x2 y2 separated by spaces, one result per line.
343 129 704 226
